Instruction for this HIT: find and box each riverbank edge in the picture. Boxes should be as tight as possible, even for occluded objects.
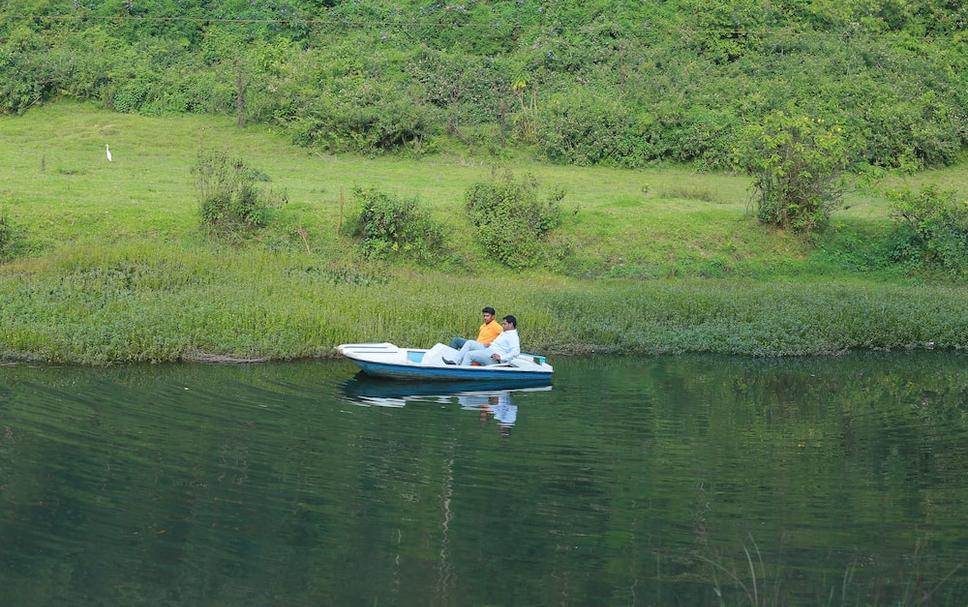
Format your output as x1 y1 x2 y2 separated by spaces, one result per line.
1 343 959 367
3 246 968 365
0 341 625 366
0 285 968 367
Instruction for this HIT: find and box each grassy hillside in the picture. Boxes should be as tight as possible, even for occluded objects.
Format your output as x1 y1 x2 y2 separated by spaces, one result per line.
2 1 964 171
0 102 966 364
4 102 966 278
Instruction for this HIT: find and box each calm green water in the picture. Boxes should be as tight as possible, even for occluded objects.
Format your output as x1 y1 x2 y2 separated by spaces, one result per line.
1 354 967 606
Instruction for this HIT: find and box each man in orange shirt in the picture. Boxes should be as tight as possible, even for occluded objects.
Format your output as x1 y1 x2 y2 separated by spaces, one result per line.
448 306 503 352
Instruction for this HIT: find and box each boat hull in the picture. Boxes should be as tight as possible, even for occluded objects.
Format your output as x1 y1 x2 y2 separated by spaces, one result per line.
354 359 553 381
337 342 553 382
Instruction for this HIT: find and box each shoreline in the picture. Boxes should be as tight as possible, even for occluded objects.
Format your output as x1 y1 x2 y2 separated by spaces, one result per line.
2 271 965 366
0 341 961 368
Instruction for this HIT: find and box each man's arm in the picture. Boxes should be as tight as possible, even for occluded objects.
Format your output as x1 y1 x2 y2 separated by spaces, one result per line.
490 332 508 361
505 335 520 361
491 333 520 362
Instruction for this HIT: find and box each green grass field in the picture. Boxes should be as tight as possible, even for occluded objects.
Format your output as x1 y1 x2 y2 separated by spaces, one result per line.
1 102 966 364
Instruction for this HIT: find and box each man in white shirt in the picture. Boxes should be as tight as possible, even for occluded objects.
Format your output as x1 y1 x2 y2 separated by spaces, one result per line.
457 315 520 366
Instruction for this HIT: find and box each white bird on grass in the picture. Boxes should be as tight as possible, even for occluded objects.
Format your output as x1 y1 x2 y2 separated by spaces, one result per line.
105 144 112 162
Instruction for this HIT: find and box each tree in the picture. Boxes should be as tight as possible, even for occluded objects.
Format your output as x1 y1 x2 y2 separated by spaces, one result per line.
739 112 847 233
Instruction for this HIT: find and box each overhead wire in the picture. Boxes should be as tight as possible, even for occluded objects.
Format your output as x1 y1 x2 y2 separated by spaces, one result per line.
0 11 839 36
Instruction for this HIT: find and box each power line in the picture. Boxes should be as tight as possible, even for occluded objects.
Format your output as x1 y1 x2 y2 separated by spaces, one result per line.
7 13 319 24
0 12 872 36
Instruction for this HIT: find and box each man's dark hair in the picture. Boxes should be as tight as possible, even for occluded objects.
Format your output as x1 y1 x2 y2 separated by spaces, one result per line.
482 306 496 315
502 315 517 328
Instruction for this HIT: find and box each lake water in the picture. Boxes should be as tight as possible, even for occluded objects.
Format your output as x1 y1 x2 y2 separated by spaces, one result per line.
1 353 966 606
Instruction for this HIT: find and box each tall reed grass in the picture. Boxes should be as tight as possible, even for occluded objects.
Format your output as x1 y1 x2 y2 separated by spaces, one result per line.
1 241 966 364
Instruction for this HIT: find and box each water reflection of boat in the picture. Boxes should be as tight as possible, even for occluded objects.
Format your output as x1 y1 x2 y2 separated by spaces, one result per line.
341 373 551 410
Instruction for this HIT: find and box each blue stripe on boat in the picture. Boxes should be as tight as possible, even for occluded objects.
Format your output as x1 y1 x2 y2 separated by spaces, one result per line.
355 360 553 381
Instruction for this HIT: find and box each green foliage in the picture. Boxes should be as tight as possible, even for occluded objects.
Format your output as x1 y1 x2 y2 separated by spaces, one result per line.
192 149 284 235
289 91 438 154
464 172 563 269
4 100 968 291
740 112 848 233
889 186 968 272
537 89 657 168
681 0 767 64
1 1 964 169
350 187 444 261
0 25 50 113
858 92 965 171
111 76 158 113
410 48 506 127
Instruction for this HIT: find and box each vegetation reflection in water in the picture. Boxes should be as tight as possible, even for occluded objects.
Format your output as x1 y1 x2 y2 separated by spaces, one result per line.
0 353 966 606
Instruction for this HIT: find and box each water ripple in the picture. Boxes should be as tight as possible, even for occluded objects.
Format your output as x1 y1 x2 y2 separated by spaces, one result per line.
0 354 966 605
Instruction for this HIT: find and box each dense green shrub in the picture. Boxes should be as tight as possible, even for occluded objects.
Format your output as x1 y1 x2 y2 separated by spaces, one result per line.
409 49 506 126
681 0 767 64
288 91 439 154
111 76 158 113
739 112 848 233
464 173 563 269
858 93 964 171
350 187 444 261
0 26 51 113
536 90 656 168
192 149 284 235
889 186 968 272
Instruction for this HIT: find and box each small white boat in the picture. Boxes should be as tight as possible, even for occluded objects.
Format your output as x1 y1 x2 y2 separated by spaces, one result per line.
337 342 554 382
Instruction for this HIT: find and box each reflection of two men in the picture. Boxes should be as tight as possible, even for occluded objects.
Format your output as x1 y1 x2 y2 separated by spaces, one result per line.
458 391 517 436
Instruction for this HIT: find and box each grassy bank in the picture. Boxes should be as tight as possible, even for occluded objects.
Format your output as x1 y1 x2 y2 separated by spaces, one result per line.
2 242 967 364
1 103 967 364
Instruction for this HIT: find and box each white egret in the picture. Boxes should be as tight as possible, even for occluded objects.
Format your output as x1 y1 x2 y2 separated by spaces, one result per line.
105 144 112 162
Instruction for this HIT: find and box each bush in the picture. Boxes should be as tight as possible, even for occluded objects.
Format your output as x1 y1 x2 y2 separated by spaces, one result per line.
889 186 968 272
350 187 444 261
0 27 51 114
859 93 964 171
110 76 157 113
739 112 848 233
285 78 440 155
409 48 505 125
464 172 563 269
681 0 767 64
192 149 284 235
536 90 656 168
